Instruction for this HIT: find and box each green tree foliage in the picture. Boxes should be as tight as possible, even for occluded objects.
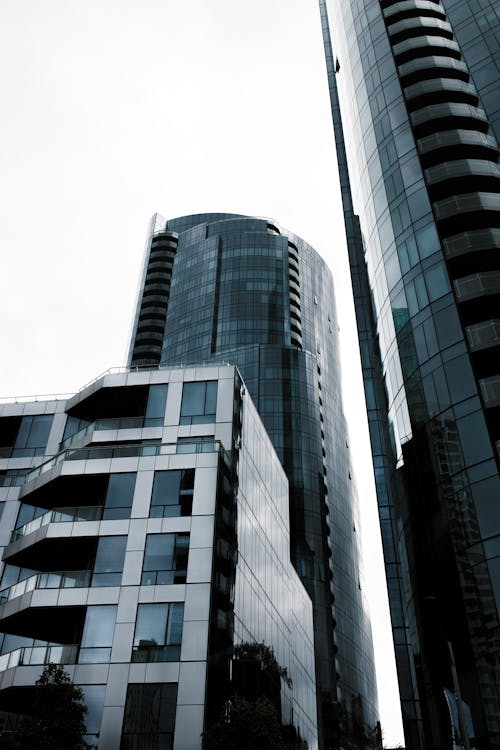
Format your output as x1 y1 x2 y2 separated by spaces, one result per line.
5 664 88 750
203 694 285 750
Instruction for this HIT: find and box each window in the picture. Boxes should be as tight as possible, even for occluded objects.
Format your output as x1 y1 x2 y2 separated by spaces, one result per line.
132 603 184 662
80 684 105 750
145 384 168 427
180 381 217 424
92 536 127 586
121 683 177 750
150 469 194 518
103 473 136 520
141 534 189 585
12 415 53 457
79 605 117 663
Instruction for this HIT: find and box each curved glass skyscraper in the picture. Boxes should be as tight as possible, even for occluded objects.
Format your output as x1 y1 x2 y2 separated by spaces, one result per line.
320 0 500 747
128 213 379 748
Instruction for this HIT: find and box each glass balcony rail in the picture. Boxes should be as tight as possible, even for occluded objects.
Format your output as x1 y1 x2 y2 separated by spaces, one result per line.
0 644 78 673
0 570 91 604
60 420 95 450
25 440 226 484
480 375 500 407
60 416 165 451
12 506 104 541
466 319 500 350
454 270 500 300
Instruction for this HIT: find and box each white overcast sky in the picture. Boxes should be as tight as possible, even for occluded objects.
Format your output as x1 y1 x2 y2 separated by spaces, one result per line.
0 1 404 744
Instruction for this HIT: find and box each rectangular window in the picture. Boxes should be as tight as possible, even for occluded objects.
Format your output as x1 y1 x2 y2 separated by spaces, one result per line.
120 683 177 750
92 536 127 586
145 384 168 427
103 473 136 520
141 533 189 585
79 605 117 663
150 469 194 518
80 684 105 749
12 415 53 457
179 381 217 424
132 603 184 662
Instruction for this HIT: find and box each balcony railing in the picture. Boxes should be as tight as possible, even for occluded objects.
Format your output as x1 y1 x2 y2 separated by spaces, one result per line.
12 506 104 542
24 440 226 484
0 570 91 604
60 416 165 451
0 644 78 673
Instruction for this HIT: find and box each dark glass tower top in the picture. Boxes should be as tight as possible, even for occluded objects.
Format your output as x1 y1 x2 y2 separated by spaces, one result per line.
129 213 379 749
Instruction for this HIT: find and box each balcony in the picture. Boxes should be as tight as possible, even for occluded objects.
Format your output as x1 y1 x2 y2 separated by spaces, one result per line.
384 0 447 24
480 375 500 408
466 320 500 352
0 644 78 675
398 55 469 86
12 507 103 541
0 570 91 605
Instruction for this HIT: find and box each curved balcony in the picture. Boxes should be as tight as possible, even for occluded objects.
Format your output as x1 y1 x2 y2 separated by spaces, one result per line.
443 228 500 260
410 102 489 137
480 375 500 408
387 16 454 45
417 129 498 166
398 55 469 85
134 330 164 347
404 78 479 111
131 344 162 360
140 293 169 306
136 320 165 336
392 34 461 63
143 279 170 293
137 305 167 318
148 262 174 277
466 320 500 352
434 192 500 234
384 0 446 23
454 271 500 308
425 158 500 200
149 246 176 260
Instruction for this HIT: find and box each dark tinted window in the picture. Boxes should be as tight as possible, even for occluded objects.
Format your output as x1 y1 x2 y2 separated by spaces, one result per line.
13 415 53 457
103 473 136 520
141 533 189 585
92 536 127 586
121 683 177 750
79 605 117 663
145 384 168 427
150 470 194 517
180 381 217 424
132 603 184 662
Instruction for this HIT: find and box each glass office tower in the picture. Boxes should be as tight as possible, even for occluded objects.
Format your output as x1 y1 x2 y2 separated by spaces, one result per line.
319 0 500 747
128 213 379 748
